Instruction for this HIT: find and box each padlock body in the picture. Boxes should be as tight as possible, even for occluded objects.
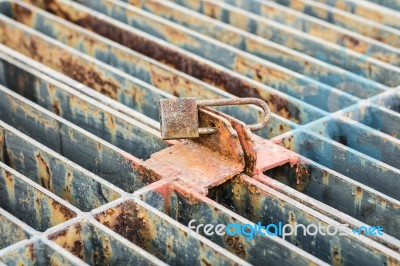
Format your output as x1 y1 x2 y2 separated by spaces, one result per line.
159 97 199 139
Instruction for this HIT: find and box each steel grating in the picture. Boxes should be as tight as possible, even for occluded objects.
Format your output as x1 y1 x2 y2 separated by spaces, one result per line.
0 0 398 265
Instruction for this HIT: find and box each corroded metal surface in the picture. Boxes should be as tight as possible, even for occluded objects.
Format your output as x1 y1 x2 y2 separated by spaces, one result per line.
171 0 400 86
159 98 200 139
15 0 327 125
1 0 294 138
0 0 398 265
144 107 245 194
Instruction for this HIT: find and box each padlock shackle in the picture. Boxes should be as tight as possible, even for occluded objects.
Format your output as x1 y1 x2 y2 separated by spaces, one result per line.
197 98 271 131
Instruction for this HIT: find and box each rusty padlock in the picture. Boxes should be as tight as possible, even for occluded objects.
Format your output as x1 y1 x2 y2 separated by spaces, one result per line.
159 97 271 140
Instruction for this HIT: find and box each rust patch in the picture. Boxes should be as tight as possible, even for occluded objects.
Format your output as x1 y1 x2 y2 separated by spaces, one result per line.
201 258 212 266
35 1 306 123
289 211 296 224
341 35 369 54
331 246 343 266
269 94 292 120
39 6 268 100
35 153 52 190
58 57 119 99
143 107 245 193
354 186 363 203
114 205 148 247
12 3 34 20
95 202 151 248
152 182 175 216
71 240 83 257
226 235 246 258
49 223 83 258
4 170 14 186
387 257 399 266
52 99 61 116
173 183 205 204
63 172 73 204
50 200 76 224
21 35 44 63
295 164 310 185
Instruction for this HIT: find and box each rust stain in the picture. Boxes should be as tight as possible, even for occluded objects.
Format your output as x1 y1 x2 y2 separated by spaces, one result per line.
225 235 246 258
354 186 363 203
63 171 73 204
375 195 388 208
295 164 310 186
22 243 35 261
58 56 119 99
4 170 14 188
50 199 76 225
153 182 175 216
341 35 368 54
331 246 343 266
201 258 212 266
35 153 52 190
42 0 86 22
49 223 84 258
387 257 399 266
234 55 290 84
38 5 269 102
5 147 16 168
12 3 34 24
105 113 117 140
52 99 62 116
268 94 292 121
95 201 152 248
101 236 113 261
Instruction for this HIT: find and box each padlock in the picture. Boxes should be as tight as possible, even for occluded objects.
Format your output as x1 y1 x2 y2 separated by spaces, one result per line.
159 97 271 140
159 97 200 140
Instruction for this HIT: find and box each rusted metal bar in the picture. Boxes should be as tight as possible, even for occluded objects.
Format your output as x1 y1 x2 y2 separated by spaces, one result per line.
170 0 400 86
125 0 386 99
48 0 361 113
0 239 90 265
208 175 400 265
0 84 160 193
0 120 123 211
46 219 168 265
17 0 327 125
0 7 170 122
3 0 295 139
93 197 252 265
0 162 79 232
0 0 397 263
0 51 168 159
261 157 400 241
137 181 329 265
